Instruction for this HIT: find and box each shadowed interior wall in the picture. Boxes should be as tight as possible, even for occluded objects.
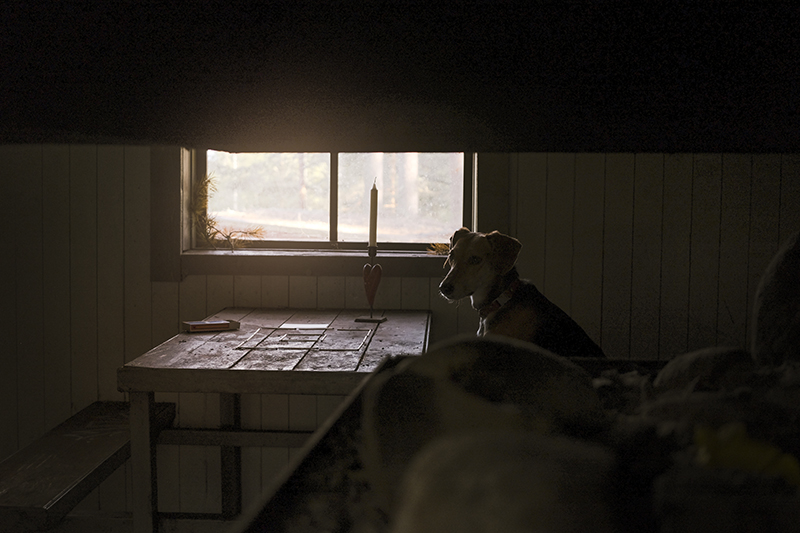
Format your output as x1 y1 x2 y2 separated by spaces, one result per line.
1 145 797 514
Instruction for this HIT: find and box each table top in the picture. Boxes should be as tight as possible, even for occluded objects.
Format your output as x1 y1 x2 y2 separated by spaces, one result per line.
117 308 431 395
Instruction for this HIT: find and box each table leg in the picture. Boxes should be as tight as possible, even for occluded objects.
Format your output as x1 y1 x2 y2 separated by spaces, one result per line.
220 393 242 519
130 391 158 533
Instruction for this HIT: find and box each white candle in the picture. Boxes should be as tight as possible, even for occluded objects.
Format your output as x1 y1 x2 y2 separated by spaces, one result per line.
369 179 378 247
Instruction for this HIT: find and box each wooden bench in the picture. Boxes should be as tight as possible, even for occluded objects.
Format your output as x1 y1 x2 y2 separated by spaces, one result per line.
0 401 175 533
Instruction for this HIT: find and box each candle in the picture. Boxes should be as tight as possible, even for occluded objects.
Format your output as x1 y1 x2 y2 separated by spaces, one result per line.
369 179 378 247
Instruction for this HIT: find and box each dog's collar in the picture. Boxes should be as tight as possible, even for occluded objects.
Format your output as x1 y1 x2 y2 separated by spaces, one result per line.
478 278 522 318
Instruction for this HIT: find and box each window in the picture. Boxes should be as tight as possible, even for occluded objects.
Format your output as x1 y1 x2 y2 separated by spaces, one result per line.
191 151 473 251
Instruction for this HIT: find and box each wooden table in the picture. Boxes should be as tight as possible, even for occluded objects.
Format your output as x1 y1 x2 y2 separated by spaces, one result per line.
117 307 431 533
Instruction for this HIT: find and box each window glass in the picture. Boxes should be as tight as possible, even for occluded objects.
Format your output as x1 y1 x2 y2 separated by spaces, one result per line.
204 150 463 245
206 151 330 241
338 153 464 243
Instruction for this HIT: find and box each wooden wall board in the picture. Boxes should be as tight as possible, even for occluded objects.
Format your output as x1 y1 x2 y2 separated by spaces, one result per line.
179 275 207 324
178 392 222 514
428 278 457 345
780 155 800 244
289 275 317 308
0 145 19 460
373 276 402 310
688 154 722 351
70 145 99 413
317 276 346 309
514 152 548 289
261 276 289 307
14 145 45 447
602 153 635 358
123 146 153 363
717 154 752 349
543 153 575 313
97 146 126 402
234 275 263 308
630 153 664 359
206 275 235 316
746 154 782 350
571 153 605 345
400 277 431 310
151 282 181 348
476 153 512 235
288 395 317 432
659 153 693 358
41 145 72 430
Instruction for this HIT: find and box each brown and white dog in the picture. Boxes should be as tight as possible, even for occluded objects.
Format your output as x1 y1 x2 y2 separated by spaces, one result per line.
439 228 605 358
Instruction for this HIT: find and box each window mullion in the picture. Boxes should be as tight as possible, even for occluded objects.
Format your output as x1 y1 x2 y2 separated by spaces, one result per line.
330 152 338 243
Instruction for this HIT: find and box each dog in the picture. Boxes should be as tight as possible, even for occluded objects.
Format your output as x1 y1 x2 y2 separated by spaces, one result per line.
438 228 605 358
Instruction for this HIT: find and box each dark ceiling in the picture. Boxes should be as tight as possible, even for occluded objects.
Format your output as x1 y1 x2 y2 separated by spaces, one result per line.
2 3 799 152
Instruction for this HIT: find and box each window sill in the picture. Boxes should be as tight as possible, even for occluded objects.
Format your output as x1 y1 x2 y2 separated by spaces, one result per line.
180 249 448 278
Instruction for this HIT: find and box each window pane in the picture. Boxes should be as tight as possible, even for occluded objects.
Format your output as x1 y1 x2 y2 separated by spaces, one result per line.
338 153 464 243
206 151 330 241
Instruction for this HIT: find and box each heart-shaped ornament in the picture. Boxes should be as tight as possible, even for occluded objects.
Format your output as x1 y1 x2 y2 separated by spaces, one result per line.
363 263 382 308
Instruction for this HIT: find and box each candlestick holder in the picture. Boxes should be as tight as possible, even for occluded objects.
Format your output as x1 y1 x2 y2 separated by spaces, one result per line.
356 245 387 323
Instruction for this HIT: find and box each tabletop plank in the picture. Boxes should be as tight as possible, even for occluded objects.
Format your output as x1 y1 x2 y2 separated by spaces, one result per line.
357 310 431 372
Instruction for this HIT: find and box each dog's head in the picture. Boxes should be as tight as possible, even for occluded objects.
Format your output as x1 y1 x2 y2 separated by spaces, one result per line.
438 227 522 304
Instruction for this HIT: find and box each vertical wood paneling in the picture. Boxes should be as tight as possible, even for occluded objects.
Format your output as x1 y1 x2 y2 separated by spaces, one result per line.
123 146 152 362
317 276 346 309
374 276 402 310
0 145 19 459
476 153 512 234
688 154 722 351
207 275 235 315
41 145 72 429
178 393 222 514
514 153 548 288
4 143 800 516
180 275 207 322
15 146 44 447
240 393 263 512
428 278 457 345
571 153 605 344
289 275 317 308
747 154 782 349
70 145 99 412
261 275 289 307
780 155 800 243
781 155 800 243
659 154 693 357
1 147 22 457
401 277 430 310
261 394 290 494
543 153 575 312
152 282 180 347
345 276 364 308
717 154 752 348
602 153 635 358
234 275 262 307
630 154 664 359
97 146 126 402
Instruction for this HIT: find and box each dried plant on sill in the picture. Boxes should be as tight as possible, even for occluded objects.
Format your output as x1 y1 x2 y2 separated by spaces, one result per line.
191 173 265 251
427 242 450 255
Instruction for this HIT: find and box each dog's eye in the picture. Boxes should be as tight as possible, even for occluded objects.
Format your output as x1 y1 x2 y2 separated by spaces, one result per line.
467 255 482 266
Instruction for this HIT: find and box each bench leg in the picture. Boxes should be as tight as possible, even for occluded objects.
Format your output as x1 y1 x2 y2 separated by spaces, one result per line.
131 392 158 533
220 393 242 519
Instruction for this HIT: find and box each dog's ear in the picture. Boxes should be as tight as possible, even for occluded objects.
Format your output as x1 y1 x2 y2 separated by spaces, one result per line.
485 231 522 274
449 227 472 248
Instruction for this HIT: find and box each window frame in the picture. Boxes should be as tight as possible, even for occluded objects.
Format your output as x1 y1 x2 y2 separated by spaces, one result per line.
185 149 475 252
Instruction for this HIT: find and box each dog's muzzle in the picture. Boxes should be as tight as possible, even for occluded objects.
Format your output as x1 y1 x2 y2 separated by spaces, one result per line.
439 281 456 299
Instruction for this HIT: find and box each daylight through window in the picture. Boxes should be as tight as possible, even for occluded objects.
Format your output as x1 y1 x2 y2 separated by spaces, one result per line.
202 151 467 248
